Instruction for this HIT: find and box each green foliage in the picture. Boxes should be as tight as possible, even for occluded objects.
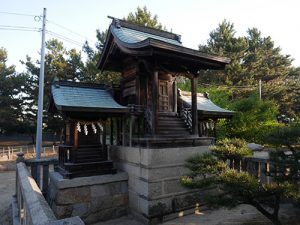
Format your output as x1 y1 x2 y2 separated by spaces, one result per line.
181 138 299 225
198 20 298 117
266 126 300 148
265 127 300 184
125 6 165 30
210 138 252 160
226 94 281 143
0 48 27 134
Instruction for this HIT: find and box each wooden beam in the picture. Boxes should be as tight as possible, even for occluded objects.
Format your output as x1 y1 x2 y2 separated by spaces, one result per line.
122 117 126 146
65 119 70 145
129 116 134 147
191 76 198 135
173 78 177 113
74 122 78 149
152 71 158 135
110 118 113 145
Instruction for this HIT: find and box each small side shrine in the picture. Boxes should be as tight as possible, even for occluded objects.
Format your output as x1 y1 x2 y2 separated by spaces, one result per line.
49 81 128 178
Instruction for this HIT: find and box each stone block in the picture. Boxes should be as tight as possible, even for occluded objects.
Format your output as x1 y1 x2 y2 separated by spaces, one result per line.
112 194 129 207
52 202 72 218
148 197 173 218
147 166 189 180
72 203 89 217
163 179 188 195
90 184 111 197
55 186 90 205
90 196 113 212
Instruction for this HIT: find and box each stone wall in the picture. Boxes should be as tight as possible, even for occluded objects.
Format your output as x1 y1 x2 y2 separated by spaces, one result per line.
111 145 210 224
48 171 129 224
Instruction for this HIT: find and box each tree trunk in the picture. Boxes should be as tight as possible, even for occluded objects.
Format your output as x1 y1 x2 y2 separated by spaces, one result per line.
251 199 282 225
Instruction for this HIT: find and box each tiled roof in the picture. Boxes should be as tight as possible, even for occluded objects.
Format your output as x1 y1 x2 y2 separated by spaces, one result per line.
179 91 234 117
112 26 182 46
51 82 127 112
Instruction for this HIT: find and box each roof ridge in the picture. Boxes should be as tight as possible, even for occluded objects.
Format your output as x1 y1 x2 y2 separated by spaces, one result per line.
52 81 109 89
109 16 181 43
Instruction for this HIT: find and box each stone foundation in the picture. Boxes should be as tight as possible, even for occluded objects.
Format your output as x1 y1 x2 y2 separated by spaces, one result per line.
47 171 129 224
111 145 209 224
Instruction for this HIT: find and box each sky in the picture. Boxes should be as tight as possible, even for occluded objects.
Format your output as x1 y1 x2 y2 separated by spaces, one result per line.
1 0 300 72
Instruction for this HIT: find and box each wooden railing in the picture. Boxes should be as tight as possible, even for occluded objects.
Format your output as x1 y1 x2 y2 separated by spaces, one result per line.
228 156 272 183
182 107 192 130
14 153 84 225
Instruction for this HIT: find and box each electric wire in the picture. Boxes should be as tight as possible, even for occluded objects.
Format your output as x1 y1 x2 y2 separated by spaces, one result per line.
0 24 40 30
0 11 38 17
47 19 94 43
46 30 84 47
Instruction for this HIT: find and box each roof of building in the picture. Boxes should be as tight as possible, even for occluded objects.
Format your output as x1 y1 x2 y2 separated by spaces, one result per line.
97 18 230 72
50 81 128 113
179 90 234 118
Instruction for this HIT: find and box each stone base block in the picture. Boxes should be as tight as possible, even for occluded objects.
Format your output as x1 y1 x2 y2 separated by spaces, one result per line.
47 171 129 224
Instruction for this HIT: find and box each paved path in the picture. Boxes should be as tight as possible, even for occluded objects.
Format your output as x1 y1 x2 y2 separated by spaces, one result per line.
93 203 300 225
1 170 299 225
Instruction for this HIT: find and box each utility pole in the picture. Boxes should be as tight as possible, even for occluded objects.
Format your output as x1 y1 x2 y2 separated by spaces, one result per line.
259 79 262 100
35 8 46 160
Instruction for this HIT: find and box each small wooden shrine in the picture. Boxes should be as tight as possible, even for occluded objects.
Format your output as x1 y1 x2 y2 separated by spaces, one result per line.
49 81 128 178
49 18 233 178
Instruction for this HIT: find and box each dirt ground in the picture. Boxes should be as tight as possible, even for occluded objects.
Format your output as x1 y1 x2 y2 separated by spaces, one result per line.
0 171 15 225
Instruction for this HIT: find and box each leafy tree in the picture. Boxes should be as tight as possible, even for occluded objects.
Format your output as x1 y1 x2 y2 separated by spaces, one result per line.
198 20 297 117
181 138 299 225
266 126 300 183
125 6 165 30
0 48 27 134
21 39 84 141
226 94 282 143
82 30 121 84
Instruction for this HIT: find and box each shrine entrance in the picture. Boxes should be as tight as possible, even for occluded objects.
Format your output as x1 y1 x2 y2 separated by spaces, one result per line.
158 80 169 112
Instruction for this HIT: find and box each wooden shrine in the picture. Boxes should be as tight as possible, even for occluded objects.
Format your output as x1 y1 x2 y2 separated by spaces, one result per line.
49 18 233 178
49 81 128 178
97 17 232 146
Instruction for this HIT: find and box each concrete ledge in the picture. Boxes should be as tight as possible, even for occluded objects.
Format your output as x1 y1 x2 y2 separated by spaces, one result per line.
17 162 57 225
49 171 128 189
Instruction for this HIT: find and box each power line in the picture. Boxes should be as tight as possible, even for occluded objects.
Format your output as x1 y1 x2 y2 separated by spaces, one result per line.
47 19 94 43
46 30 84 47
0 27 39 32
0 11 37 17
0 24 40 30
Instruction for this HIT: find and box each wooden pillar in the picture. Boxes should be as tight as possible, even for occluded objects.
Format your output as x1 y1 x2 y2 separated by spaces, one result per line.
110 118 113 145
191 76 198 135
213 120 217 140
122 117 126 146
74 123 78 149
102 121 107 160
129 116 134 147
116 118 120 145
65 120 70 145
152 71 158 135
173 78 177 113
102 121 106 146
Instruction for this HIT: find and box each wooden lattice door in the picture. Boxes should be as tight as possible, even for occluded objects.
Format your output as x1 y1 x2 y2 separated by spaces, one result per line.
158 80 169 112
